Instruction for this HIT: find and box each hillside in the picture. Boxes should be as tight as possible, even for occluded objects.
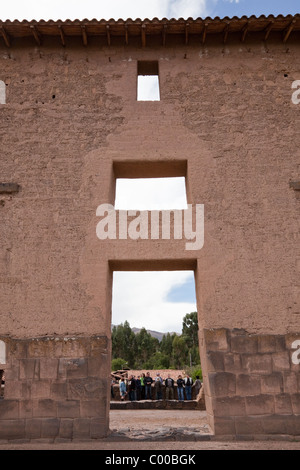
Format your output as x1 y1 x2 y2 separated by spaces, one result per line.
112 325 177 342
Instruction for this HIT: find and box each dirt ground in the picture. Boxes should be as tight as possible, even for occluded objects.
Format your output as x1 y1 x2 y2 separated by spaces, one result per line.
1 410 300 450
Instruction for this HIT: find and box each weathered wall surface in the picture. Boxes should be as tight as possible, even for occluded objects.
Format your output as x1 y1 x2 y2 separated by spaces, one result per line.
0 35 299 439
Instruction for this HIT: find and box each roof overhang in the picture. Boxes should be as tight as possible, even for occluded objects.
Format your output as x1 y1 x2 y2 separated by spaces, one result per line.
0 14 299 48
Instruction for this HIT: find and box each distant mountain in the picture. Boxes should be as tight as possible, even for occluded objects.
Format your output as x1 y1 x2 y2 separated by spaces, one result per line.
111 324 177 342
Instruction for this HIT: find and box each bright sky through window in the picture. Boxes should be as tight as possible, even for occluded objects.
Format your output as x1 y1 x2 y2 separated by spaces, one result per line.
137 75 160 101
114 177 187 210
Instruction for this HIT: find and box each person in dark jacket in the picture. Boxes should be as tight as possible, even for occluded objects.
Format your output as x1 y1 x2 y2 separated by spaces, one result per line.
128 375 136 401
165 374 175 400
177 375 185 401
144 372 153 400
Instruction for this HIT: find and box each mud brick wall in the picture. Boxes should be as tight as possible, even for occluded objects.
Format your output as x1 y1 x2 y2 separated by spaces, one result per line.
0 336 109 441
201 328 300 437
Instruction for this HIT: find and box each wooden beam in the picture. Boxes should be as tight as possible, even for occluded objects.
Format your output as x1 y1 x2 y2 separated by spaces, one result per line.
125 24 128 45
202 23 208 44
141 24 146 47
223 22 230 44
241 22 249 42
0 26 10 47
106 24 111 46
30 25 41 46
283 19 296 43
58 25 65 46
185 22 189 45
264 21 274 41
162 24 167 46
81 25 88 46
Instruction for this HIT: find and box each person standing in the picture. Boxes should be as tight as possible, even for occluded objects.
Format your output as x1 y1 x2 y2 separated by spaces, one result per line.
193 375 202 399
136 375 142 401
154 373 163 400
144 372 153 400
184 374 193 400
177 375 185 401
165 374 174 400
119 377 127 401
128 375 136 401
140 373 145 399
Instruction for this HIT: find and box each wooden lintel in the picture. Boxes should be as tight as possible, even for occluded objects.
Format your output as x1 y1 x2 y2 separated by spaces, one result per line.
58 25 65 46
0 183 20 194
81 25 88 46
223 22 230 44
289 181 300 191
185 23 189 45
283 19 296 43
0 26 10 47
264 21 274 41
30 25 41 46
241 22 249 42
202 23 208 44
141 24 146 47
162 24 167 47
106 24 111 46
125 24 128 45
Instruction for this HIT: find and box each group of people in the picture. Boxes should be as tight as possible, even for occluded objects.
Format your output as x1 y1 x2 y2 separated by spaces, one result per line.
115 372 202 402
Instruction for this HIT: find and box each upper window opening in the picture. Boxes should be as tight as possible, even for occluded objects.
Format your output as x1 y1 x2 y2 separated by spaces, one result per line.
0 81 6 104
137 61 160 101
115 177 187 210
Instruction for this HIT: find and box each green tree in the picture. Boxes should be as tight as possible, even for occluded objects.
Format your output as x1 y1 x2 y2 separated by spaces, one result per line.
172 335 188 369
135 328 159 368
111 357 128 371
111 321 137 368
182 312 200 366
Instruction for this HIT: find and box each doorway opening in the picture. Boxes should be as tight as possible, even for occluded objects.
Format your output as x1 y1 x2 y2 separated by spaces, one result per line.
109 267 209 438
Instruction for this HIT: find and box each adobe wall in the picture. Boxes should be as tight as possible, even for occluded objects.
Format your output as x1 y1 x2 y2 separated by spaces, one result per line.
0 34 299 440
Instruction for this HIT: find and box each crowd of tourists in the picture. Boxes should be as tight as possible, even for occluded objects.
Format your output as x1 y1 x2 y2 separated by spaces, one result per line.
112 372 202 402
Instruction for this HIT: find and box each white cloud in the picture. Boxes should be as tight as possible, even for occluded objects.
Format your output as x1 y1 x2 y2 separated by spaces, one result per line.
112 271 196 333
0 0 213 21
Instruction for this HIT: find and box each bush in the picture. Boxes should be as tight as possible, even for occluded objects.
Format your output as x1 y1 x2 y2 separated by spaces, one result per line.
111 358 128 371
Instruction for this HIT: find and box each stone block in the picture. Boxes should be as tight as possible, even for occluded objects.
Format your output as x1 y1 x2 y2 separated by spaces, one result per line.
50 381 68 399
40 358 59 379
0 399 19 419
224 353 242 373
41 418 60 438
272 351 291 371
90 418 108 438
206 351 225 372
31 380 51 399
242 354 273 375
80 399 106 418
208 372 236 397
213 417 235 435
59 418 74 439
73 418 90 439
0 419 25 440
4 380 23 399
235 416 264 435
67 378 105 399
64 358 88 379
19 399 33 418
57 400 80 418
19 358 39 380
282 372 298 394
25 419 42 439
262 415 295 435
291 393 300 414
236 374 261 396
261 373 283 394
88 357 105 377
204 329 230 352
33 399 57 418
274 394 293 415
90 336 108 357
231 335 258 354
213 396 246 417
245 395 275 416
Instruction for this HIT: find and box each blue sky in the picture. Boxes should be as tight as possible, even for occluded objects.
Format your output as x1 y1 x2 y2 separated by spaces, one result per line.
0 0 298 21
